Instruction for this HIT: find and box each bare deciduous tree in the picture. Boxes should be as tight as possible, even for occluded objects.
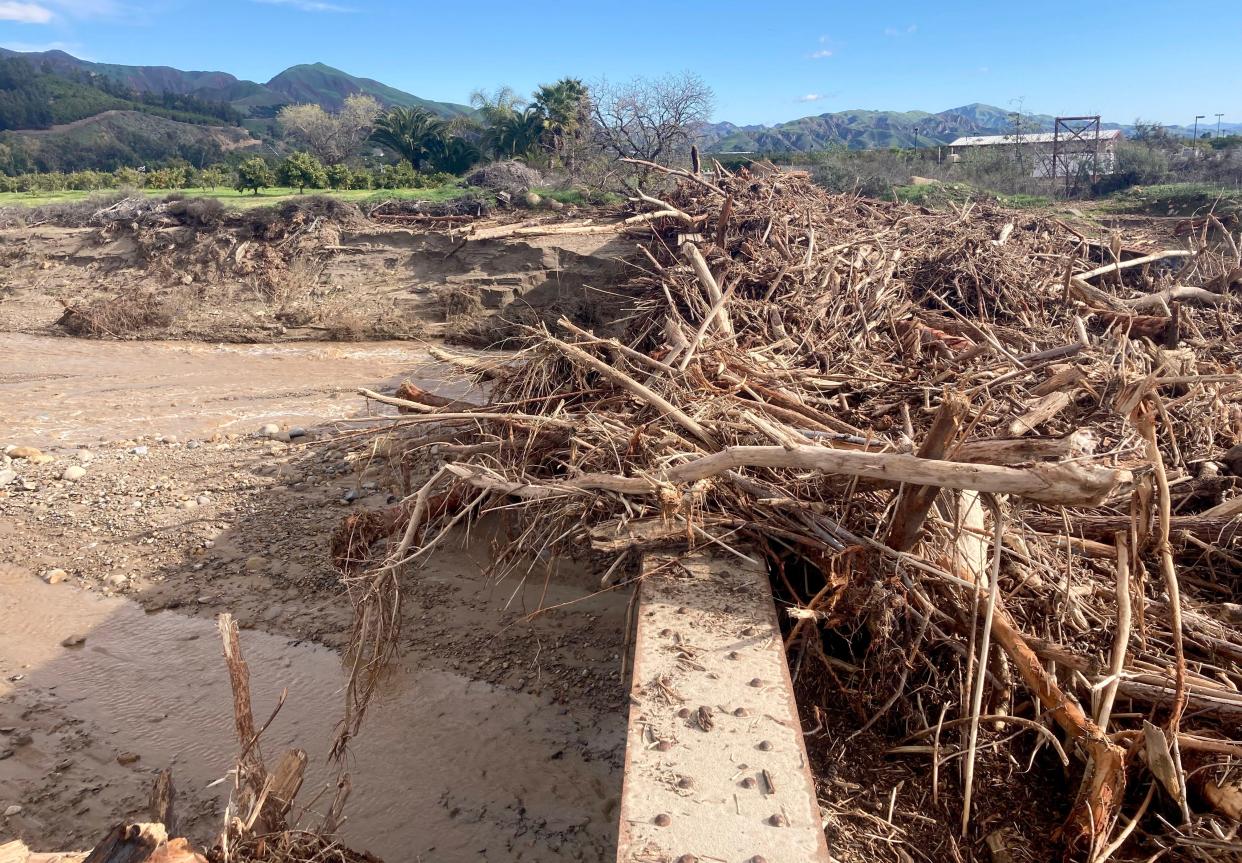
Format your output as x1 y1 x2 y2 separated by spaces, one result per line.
277 94 381 165
591 72 713 181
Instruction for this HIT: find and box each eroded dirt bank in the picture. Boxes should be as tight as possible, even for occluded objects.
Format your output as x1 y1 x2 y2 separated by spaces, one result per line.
0 336 626 860
0 214 632 344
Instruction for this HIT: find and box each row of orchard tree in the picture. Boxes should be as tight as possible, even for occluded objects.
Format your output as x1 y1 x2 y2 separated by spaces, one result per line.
0 160 458 195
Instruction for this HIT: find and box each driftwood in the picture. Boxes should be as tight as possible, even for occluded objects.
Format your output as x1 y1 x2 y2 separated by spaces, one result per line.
886 393 968 551
663 445 1128 505
392 381 479 413
1122 284 1231 311
332 161 1242 861
1078 248 1193 281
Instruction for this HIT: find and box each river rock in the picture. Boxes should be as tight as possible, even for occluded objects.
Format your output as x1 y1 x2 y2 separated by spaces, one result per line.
260 423 281 437
131 445 149 456
77 449 94 463
6 445 41 460
106 573 129 588
288 426 307 439
0 469 15 487
244 555 267 573
3 804 21 817
62 465 87 482
116 752 140 766
196 494 211 506
61 633 87 647
43 568 68 584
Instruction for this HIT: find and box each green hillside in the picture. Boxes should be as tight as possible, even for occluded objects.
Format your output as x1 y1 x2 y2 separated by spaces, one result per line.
0 55 243 132
0 111 258 173
265 63 474 117
0 48 472 119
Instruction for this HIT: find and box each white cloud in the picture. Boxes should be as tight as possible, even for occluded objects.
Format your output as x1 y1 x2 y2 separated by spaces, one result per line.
808 49 832 59
44 0 119 16
884 23 918 36
253 0 353 11
0 1 54 23
797 93 824 103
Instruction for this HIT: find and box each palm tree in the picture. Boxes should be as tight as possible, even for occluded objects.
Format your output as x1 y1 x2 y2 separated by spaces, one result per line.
533 78 589 169
431 137 482 174
369 107 448 171
470 87 544 160
493 107 545 160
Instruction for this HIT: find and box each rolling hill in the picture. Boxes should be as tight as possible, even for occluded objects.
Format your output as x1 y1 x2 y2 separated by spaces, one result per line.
700 103 1242 153
265 63 474 117
699 103 1068 152
3 110 257 172
0 48 472 119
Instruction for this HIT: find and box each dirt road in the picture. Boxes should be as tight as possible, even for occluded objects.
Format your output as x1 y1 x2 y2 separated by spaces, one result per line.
0 335 626 860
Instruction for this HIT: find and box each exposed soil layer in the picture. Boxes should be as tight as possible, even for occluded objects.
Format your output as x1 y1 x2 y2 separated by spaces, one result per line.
0 217 632 344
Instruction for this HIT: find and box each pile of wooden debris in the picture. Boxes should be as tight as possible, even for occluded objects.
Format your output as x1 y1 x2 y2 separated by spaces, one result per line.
338 161 1242 861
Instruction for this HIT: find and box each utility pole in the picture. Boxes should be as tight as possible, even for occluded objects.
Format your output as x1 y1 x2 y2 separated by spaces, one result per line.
1216 113 1225 138
1009 111 1023 173
1193 114 1205 155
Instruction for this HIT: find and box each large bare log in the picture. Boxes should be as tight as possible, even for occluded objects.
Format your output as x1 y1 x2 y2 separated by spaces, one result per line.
953 431 1094 465
665 445 1129 506
1122 285 1232 311
1021 513 1240 543
1078 249 1193 281
393 381 480 413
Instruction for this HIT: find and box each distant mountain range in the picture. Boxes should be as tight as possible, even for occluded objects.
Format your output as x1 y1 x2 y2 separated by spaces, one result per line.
0 48 474 119
700 103 1242 152
2 47 1238 171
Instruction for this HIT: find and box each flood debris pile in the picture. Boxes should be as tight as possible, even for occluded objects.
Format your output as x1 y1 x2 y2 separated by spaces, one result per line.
33 195 409 340
337 161 1242 860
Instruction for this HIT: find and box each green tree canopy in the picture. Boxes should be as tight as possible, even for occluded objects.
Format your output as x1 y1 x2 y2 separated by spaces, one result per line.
234 156 275 196
370 107 449 171
533 78 589 168
277 151 328 193
470 87 544 160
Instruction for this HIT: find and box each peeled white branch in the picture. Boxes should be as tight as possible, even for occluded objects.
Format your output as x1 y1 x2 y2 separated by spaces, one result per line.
664 445 1128 506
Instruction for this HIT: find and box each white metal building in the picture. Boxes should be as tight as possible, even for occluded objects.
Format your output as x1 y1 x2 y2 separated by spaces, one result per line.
948 128 1124 178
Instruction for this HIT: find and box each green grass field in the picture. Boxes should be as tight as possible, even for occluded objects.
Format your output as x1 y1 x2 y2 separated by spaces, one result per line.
0 184 473 209
893 182 1053 210
1097 183 1242 218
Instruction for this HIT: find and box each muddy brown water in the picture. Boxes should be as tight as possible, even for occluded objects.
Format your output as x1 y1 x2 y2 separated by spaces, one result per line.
0 335 625 860
0 566 622 860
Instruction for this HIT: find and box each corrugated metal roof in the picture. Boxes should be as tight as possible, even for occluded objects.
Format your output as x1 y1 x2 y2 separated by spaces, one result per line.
949 129 1124 146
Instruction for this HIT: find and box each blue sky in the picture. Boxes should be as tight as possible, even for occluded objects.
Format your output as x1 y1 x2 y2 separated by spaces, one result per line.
2 0 1239 127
